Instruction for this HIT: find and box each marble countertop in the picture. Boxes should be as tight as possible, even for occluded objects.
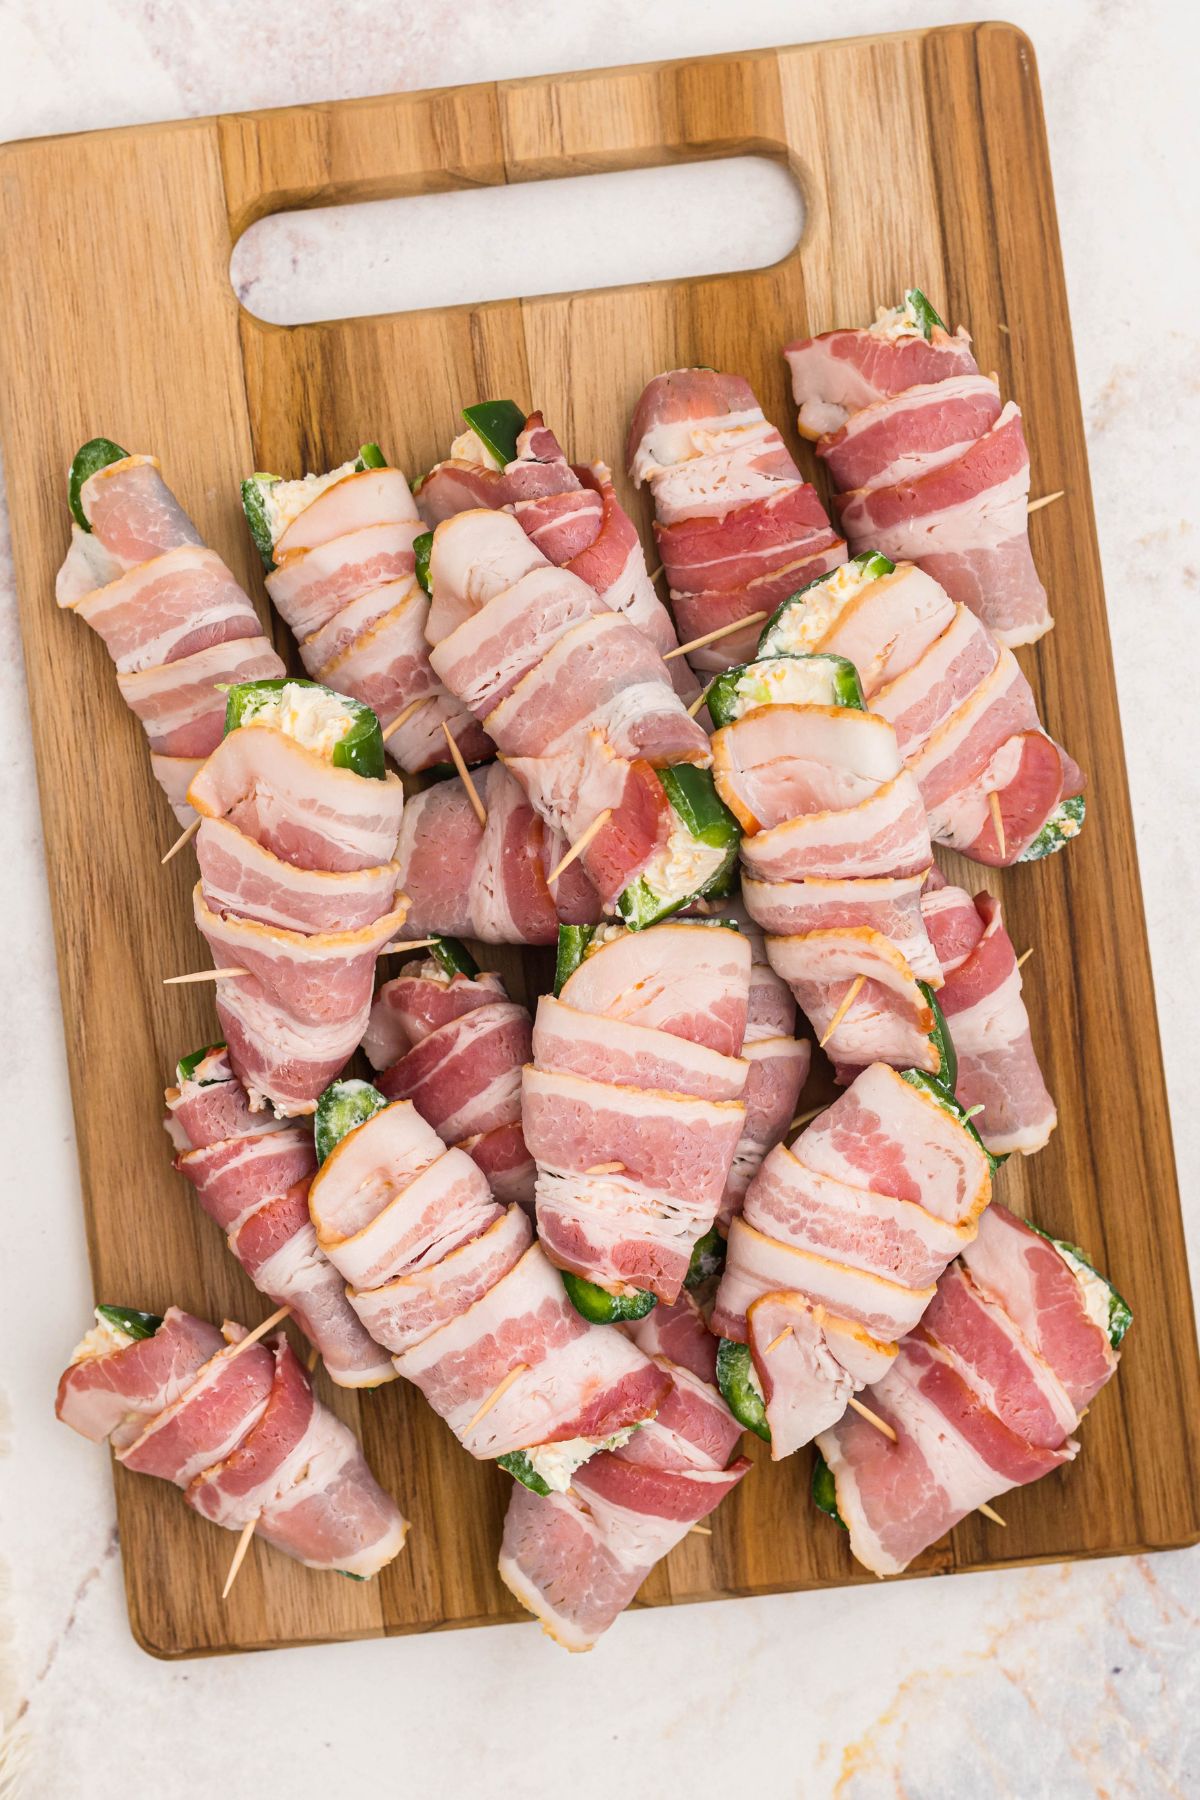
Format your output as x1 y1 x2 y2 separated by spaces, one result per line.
1 1 1196 1794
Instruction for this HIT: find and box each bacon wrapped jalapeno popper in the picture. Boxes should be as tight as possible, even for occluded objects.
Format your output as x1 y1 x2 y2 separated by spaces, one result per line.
812 1204 1130 1574
784 290 1052 647
499 1291 750 1651
392 762 601 947
306 1081 672 1494
363 937 536 1207
186 677 407 1114
56 439 285 821
166 1044 395 1387
627 368 847 675
709 649 948 1079
56 1305 408 1578
711 1063 995 1460
241 445 489 773
420 506 737 925
417 401 699 701
524 920 753 1320
756 552 1084 866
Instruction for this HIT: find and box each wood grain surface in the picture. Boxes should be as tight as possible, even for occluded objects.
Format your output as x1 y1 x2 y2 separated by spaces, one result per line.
1 23 1195 1660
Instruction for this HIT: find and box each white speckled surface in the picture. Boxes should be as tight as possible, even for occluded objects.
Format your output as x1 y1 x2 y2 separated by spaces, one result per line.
0 2 1196 1794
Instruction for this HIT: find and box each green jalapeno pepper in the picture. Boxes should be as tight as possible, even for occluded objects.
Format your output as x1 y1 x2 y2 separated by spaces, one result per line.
223 677 386 781
811 1447 848 1527
314 1079 391 1165
560 1269 656 1325
715 1338 771 1442
617 766 741 931
497 1451 553 1497
706 652 866 729
95 1304 163 1341
68 437 130 531
460 400 526 468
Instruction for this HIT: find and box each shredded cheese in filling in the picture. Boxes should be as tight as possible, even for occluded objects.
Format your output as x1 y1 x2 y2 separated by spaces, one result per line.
868 294 929 342
764 559 881 655
726 656 842 718
584 924 629 957
262 460 357 546
71 1310 135 1365
639 816 727 905
527 1426 637 1493
1053 1244 1114 1341
448 427 504 471
239 681 357 759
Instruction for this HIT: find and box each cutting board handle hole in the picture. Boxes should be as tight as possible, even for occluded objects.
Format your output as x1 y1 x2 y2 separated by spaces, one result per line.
230 156 805 325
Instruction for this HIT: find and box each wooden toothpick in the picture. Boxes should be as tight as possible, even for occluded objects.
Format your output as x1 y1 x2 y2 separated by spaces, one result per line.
222 1516 258 1599
584 1161 626 1176
380 938 440 955
789 1104 827 1133
441 721 487 827
1016 947 1034 970
161 816 200 865
664 611 768 662
763 1324 794 1356
688 1524 714 1537
988 790 1007 861
305 1344 320 1375
848 1395 898 1442
382 694 434 740
687 682 714 719
818 974 865 1048
463 1364 529 1437
546 809 612 886
842 1396 1007 1526
1028 490 1065 515
224 1304 291 1362
163 967 249 986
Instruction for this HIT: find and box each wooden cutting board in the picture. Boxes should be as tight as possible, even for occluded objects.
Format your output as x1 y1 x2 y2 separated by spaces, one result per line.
1 22 1196 1659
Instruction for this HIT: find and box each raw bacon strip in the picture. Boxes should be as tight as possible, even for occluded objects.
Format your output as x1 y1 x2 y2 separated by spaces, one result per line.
248 460 486 772
307 1096 671 1464
527 922 751 1303
921 879 1056 1154
392 762 600 945
712 690 940 1074
819 374 1004 491
55 450 285 816
784 295 1052 644
189 726 406 874
167 1053 393 1387
425 508 715 911
196 816 400 935
187 1337 406 1575
498 1295 750 1650
628 367 847 675
557 921 752 1057
815 1205 1125 1575
186 694 408 1115
366 955 535 1205
795 1063 992 1225
784 315 980 441
56 1311 407 1578
418 409 696 697
56 455 205 602
762 558 1083 863
710 1061 994 1458
718 927 810 1227
834 406 1049 646
958 1205 1118 1408
56 1307 225 1448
